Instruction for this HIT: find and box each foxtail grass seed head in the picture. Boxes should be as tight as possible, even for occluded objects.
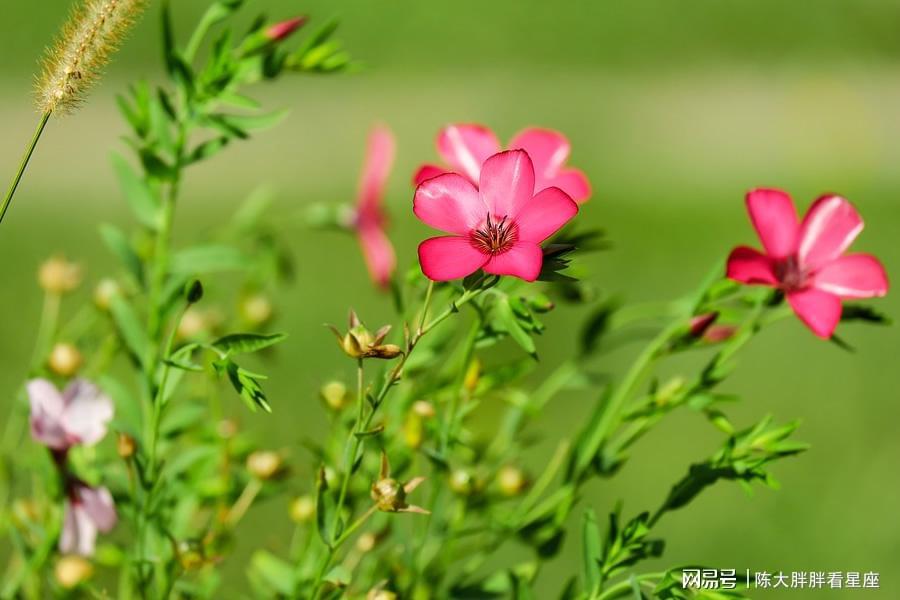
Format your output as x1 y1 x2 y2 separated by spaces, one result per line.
48 343 84 377
39 256 82 295
55 555 94 589
289 495 316 524
37 0 147 114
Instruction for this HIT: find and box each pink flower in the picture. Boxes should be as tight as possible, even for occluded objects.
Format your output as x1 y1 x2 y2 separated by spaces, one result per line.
27 379 113 451
60 483 117 556
413 124 592 203
414 150 578 282
265 16 307 42
353 125 397 289
726 188 889 339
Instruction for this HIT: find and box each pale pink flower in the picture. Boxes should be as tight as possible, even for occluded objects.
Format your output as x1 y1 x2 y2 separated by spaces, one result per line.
60 483 117 556
353 125 397 289
727 188 889 339
413 124 592 203
27 379 113 451
414 150 578 282
265 16 307 42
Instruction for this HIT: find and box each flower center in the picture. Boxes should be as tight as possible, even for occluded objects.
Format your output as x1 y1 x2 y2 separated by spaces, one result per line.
774 255 808 291
470 214 517 255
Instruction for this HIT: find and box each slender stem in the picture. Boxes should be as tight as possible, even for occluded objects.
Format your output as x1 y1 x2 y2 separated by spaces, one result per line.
0 112 51 226
330 360 365 543
224 478 263 527
439 315 481 453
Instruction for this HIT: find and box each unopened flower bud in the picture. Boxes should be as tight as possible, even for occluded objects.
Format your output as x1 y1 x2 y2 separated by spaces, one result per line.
527 293 555 313
178 308 208 340
412 400 435 418
323 466 339 489
497 466 527 497
266 16 307 42
320 381 349 411
177 540 205 571
449 469 474 496
241 293 274 326
356 532 377 553
655 377 686 406
93 278 120 310
246 451 283 480
463 359 481 392
705 324 738 343
39 256 81 295
117 433 136 459
55 555 93 589
48 343 83 377
289 495 316 523
185 280 204 305
689 312 719 338
217 419 238 439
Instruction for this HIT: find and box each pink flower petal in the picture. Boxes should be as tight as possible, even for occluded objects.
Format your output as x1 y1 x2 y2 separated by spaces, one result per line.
549 168 592 203
813 253 889 299
418 236 488 281
27 379 67 449
725 246 778 286
436 124 501 184
798 195 864 270
60 500 98 556
62 380 113 447
414 173 486 235
79 485 117 532
358 223 396 289
508 128 571 180
479 150 535 219
746 188 799 259
515 186 578 243
413 164 447 186
482 242 544 282
787 288 843 339
356 124 395 215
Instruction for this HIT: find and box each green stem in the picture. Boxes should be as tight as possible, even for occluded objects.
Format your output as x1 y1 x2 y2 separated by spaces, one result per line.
0 112 51 226
329 360 364 544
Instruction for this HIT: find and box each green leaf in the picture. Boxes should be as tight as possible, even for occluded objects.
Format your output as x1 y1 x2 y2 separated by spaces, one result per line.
315 466 333 548
215 109 289 133
495 296 537 357
109 294 150 368
248 550 296 597
111 153 160 229
841 303 892 325
582 510 602 594
353 425 384 440
170 245 253 275
99 224 144 286
218 359 272 413
212 332 287 355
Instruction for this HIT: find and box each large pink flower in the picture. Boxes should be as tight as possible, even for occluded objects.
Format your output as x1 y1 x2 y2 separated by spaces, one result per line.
353 125 396 289
60 482 117 556
27 379 113 451
413 124 591 203
726 188 889 339
414 150 578 282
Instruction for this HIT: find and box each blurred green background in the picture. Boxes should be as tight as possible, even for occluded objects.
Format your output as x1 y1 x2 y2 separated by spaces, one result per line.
1 1 899 597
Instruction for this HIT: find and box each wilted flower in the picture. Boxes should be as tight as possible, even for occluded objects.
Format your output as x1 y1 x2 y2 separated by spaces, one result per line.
414 150 578 282
370 452 429 514
352 125 397 289
289 495 316 523
54 555 94 589
48 343 84 377
27 379 113 451
265 16 308 42
414 124 592 203
39 256 82 295
60 483 117 556
328 311 402 360
727 189 889 338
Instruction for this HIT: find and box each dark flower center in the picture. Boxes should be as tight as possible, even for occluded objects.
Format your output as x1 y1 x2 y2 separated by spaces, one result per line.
470 214 517 255
774 255 808 291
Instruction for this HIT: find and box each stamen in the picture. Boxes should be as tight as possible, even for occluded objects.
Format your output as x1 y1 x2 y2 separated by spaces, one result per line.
470 214 517 255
